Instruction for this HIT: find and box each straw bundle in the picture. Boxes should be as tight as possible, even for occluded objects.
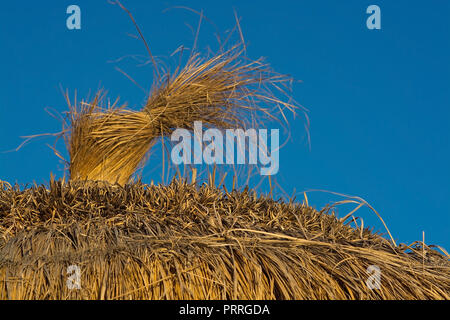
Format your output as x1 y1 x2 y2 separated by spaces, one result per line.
66 47 295 185
0 179 448 300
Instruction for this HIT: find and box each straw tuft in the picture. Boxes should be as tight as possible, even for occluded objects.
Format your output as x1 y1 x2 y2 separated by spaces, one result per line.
65 46 298 185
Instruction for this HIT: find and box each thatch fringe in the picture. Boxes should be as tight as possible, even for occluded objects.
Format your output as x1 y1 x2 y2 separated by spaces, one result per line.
1 179 448 299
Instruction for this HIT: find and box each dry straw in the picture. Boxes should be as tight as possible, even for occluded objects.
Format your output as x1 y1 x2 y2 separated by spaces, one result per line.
2 3 448 300
0 179 448 299
65 45 299 185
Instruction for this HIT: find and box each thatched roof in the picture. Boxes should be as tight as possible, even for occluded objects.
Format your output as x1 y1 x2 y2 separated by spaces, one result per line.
0 179 448 299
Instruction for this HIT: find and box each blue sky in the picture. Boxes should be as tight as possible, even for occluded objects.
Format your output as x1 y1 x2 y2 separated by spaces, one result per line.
0 0 449 249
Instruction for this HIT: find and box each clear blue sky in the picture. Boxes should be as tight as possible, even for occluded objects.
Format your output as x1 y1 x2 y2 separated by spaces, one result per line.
1 0 449 249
